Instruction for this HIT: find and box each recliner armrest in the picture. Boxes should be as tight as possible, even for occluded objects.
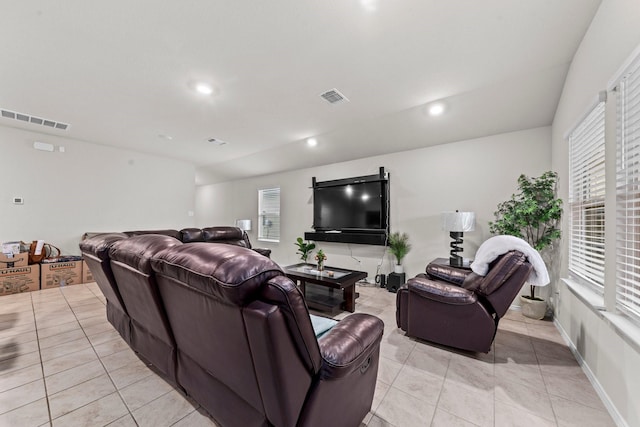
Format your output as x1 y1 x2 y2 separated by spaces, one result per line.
253 248 272 258
408 277 477 305
318 313 383 380
426 262 472 285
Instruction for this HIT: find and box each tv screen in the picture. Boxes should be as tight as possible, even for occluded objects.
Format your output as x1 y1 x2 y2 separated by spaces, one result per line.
313 181 385 231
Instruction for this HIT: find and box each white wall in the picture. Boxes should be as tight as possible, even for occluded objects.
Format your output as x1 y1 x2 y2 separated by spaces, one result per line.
551 0 640 426
196 126 551 281
0 126 196 255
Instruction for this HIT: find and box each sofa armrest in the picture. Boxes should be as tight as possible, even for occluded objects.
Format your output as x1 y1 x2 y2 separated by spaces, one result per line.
253 248 272 258
408 277 477 305
317 313 383 380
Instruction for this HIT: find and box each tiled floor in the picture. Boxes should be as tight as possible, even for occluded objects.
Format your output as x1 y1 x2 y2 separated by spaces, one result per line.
0 282 615 427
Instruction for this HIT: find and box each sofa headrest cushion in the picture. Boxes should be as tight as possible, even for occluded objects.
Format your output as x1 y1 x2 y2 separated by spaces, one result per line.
79 233 129 261
109 234 183 274
151 243 282 306
180 228 204 243
123 229 182 240
202 226 245 243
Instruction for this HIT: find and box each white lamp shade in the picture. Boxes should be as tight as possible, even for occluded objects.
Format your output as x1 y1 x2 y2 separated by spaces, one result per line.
441 211 476 232
235 219 252 231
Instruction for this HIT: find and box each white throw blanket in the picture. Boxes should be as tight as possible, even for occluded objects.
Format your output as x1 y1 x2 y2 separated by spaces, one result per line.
470 235 550 286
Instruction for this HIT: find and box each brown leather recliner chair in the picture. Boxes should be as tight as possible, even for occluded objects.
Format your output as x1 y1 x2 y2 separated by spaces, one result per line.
151 243 383 427
181 226 272 258
79 233 132 344
108 234 183 385
396 250 533 353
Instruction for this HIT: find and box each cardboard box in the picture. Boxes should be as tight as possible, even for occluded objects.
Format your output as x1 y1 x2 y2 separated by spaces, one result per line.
81 260 94 283
1 241 21 255
40 261 83 289
0 252 28 269
0 264 40 296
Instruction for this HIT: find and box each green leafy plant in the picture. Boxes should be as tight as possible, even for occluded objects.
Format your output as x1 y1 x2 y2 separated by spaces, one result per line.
489 171 563 300
295 237 316 262
388 232 411 266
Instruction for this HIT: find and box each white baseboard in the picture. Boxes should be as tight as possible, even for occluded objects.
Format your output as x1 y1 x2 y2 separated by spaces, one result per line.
553 319 628 427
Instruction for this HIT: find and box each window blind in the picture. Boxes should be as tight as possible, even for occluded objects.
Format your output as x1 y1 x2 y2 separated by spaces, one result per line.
616 54 640 322
568 101 606 292
258 188 280 242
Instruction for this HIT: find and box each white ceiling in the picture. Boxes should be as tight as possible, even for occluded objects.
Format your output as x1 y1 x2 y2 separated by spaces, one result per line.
0 1 601 184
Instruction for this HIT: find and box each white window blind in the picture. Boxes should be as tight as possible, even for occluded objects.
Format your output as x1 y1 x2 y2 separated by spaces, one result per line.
616 54 640 322
258 188 280 242
568 101 606 292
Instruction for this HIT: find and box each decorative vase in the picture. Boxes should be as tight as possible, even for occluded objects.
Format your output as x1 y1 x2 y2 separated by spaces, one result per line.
317 261 324 271
520 295 547 320
394 264 404 274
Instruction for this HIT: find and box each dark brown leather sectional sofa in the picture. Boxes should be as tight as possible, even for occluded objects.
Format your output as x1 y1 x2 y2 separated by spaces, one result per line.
80 230 383 427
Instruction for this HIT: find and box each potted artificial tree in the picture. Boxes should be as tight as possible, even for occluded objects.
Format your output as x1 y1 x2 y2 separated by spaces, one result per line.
388 232 411 274
489 171 563 319
294 237 316 263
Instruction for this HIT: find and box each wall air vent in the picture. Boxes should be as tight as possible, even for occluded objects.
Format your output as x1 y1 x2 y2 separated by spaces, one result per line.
320 88 349 104
207 138 227 146
0 108 70 131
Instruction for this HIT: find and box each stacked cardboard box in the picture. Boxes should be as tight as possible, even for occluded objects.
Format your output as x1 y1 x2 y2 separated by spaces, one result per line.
81 260 94 284
0 264 40 296
0 252 28 269
40 260 83 290
1 240 96 296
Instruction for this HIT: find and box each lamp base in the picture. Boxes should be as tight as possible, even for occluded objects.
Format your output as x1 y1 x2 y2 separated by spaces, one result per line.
449 231 464 268
449 256 464 268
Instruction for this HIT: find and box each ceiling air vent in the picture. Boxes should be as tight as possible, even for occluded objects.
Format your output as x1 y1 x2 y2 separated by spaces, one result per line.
207 138 227 146
320 88 349 104
0 108 70 131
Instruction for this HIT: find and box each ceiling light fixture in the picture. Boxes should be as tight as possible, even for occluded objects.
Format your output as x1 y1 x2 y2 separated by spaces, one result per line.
195 83 213 95
360 0 378 12
307 138 318 147
428 103 445 116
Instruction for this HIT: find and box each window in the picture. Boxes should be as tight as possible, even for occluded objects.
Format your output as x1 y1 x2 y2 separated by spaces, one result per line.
616 55 640 322
568 101 606 292
258 188 280 242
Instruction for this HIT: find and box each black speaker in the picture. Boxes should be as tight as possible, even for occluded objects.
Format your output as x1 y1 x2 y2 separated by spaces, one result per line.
387 272 405 293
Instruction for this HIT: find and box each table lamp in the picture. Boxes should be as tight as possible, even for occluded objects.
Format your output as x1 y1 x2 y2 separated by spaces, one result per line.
235 219 252 231
441 211 475 267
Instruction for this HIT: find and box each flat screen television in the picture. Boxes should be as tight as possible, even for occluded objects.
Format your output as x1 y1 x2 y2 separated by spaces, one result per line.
306 168 389 245
313 181 386 231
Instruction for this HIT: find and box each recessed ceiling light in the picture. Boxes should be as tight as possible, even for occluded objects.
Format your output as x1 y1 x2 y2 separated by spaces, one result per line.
360 0 377 12
195 83 213 95
428 103 445 116
307 138 317 147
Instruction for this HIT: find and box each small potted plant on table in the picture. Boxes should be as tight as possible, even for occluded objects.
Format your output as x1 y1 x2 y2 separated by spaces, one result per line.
295 237 316 263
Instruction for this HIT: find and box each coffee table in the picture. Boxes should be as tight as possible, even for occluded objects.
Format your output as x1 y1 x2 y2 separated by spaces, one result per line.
283 263 367 313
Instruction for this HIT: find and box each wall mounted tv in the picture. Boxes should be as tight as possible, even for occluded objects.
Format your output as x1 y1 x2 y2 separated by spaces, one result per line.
304 167 389 246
